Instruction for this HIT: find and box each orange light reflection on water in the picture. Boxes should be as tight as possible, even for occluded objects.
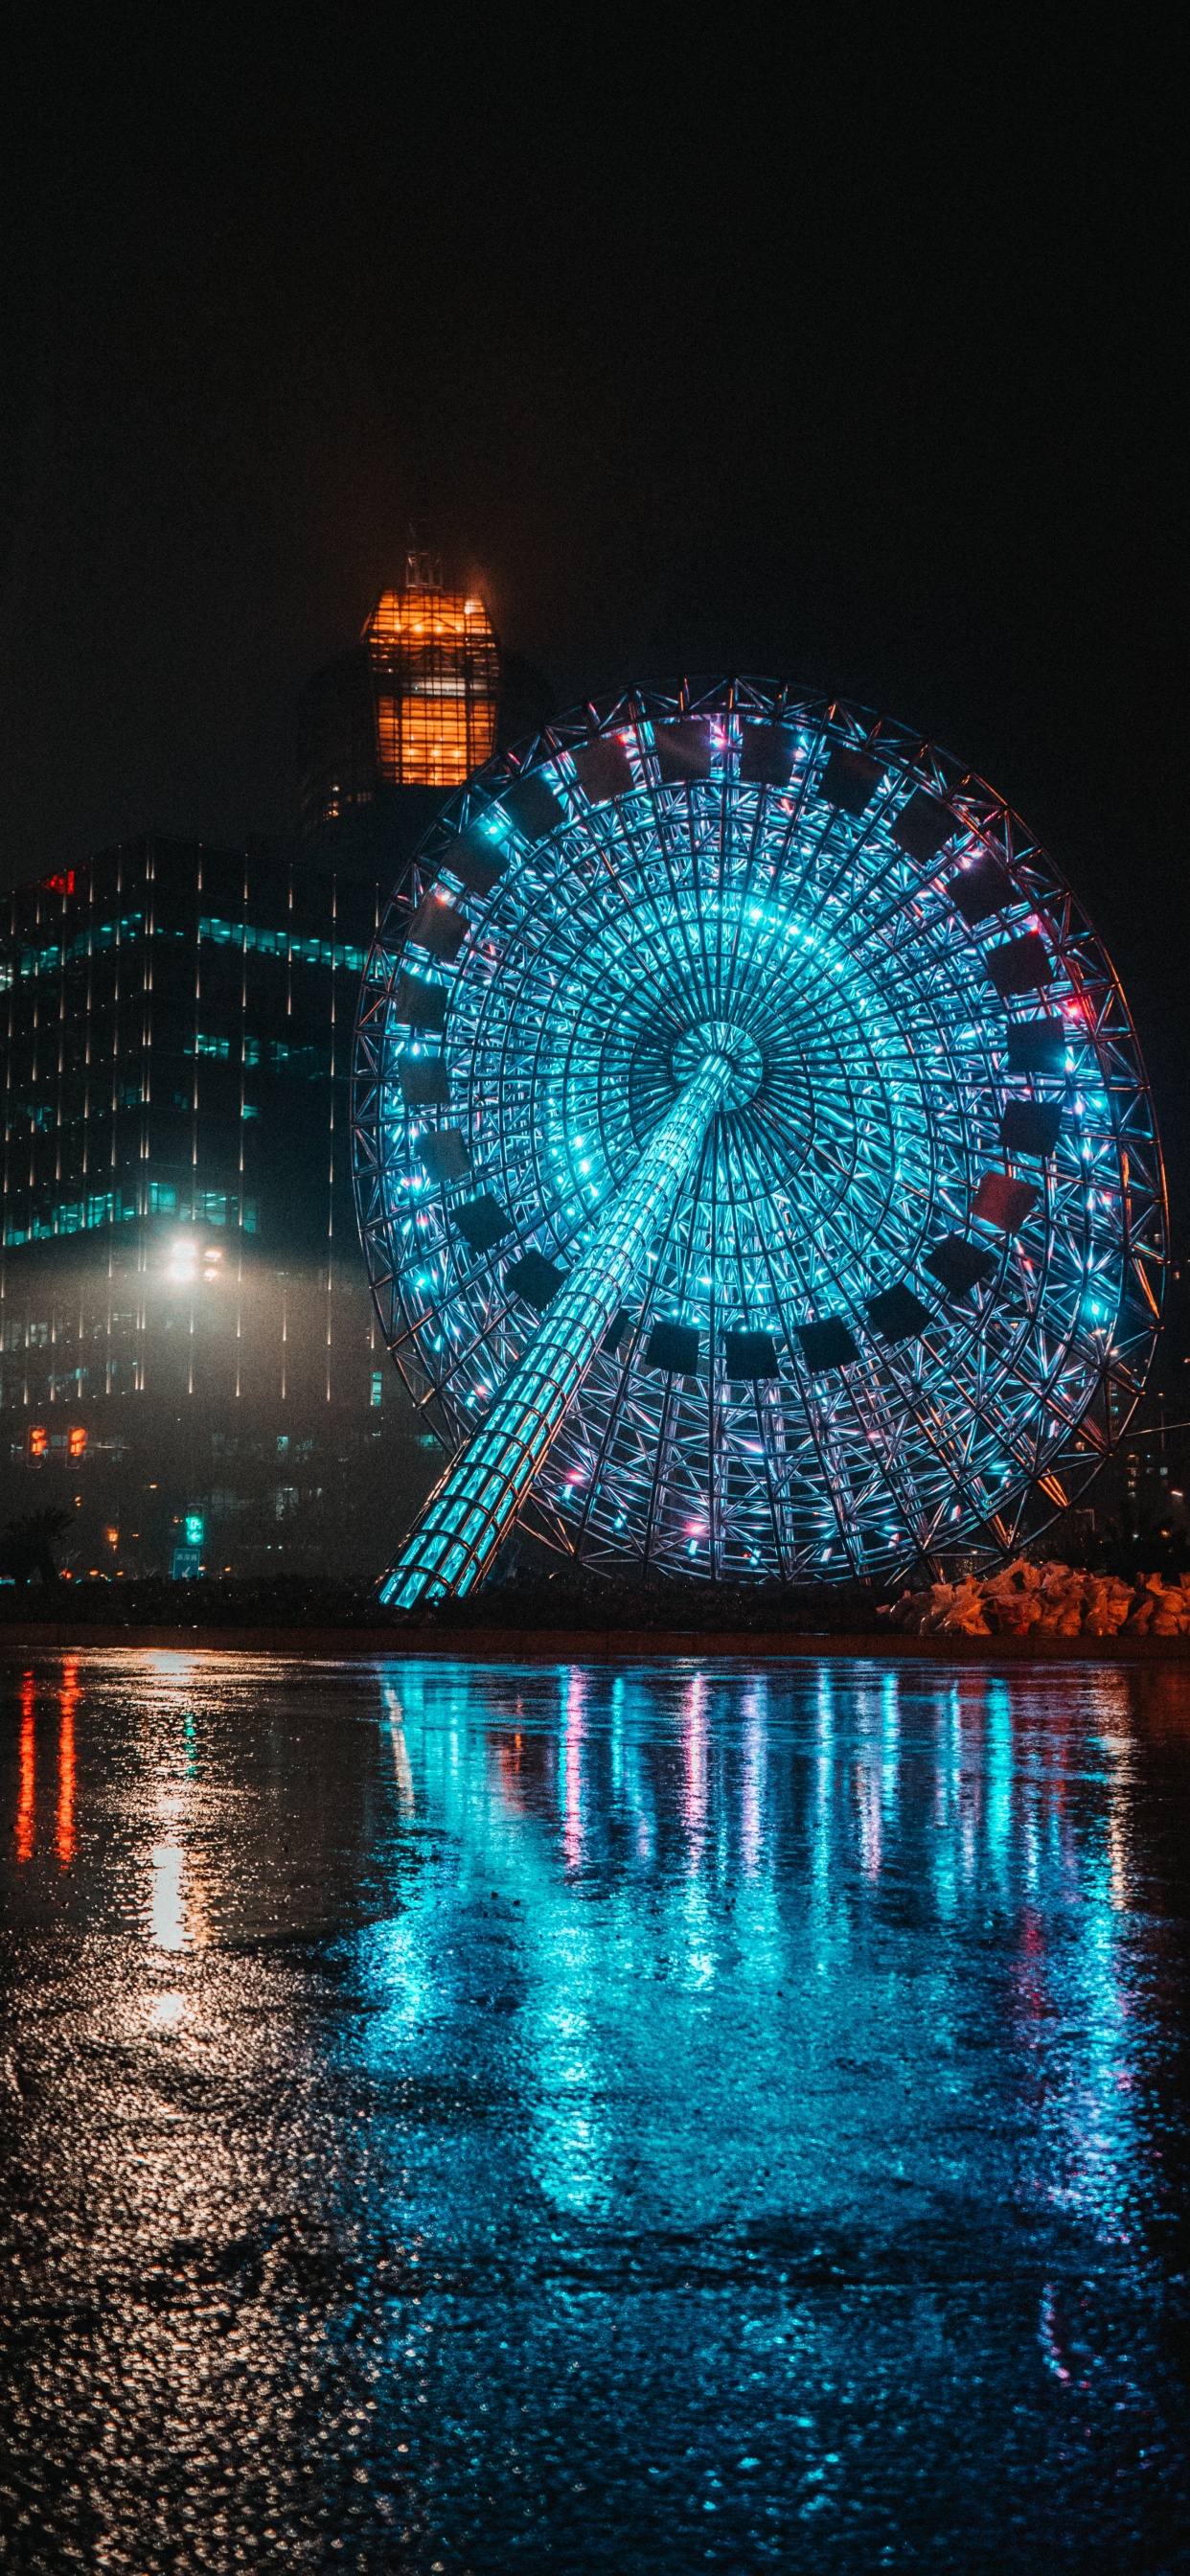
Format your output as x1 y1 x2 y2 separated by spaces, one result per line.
57 1657 79 1866
15 1671 35 1862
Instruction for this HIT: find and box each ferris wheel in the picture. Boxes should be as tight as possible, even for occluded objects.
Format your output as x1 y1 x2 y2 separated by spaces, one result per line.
352 678 1165 1607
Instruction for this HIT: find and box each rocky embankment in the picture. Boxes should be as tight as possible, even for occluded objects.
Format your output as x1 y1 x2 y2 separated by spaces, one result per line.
882 1560 1190 1639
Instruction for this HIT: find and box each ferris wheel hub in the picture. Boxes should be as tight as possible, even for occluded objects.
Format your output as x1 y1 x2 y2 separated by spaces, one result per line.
355 678 1164 1592
670 1019 764 1109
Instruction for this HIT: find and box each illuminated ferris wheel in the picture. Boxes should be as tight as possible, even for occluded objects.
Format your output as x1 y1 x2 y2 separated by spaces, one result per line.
352 678 1164 1605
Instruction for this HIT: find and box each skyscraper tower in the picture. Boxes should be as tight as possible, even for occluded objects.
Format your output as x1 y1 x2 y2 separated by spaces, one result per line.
369 547 501 789
297 551 502 854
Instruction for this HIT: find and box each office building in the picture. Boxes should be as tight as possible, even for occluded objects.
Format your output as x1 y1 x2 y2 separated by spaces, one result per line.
0 835 434 1576
0 556 549 1580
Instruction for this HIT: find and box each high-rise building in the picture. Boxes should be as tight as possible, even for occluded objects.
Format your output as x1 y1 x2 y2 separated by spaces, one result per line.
0 553 551 1583
297 550 502 850
0 835 434 1577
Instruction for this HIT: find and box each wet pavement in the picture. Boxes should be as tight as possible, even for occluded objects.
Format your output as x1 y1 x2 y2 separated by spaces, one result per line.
1 1651 1189 2572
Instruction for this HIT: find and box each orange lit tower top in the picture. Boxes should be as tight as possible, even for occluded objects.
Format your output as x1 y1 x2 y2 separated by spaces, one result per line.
366 549 500 790
296 550 502 843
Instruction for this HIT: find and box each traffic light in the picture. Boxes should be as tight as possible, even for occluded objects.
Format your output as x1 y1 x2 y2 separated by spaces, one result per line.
27 1425 47 1459
67 1425 87 1460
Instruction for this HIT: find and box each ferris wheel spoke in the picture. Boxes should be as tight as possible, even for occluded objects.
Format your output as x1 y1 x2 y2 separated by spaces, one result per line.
628 1122 714 1575
636 779 718 1027
713 1139 867 1563
356 679 1162 1599
711 1132 894 1565
726 1118 1033 1543
727 1147 939 1556
567 1120 713 1560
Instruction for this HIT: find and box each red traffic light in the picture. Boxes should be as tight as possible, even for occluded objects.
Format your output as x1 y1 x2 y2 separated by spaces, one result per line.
27 1425 48 1459
67 1425 88 1459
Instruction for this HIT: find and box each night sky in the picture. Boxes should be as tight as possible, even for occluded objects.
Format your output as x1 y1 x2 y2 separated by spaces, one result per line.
2 23 1185 1223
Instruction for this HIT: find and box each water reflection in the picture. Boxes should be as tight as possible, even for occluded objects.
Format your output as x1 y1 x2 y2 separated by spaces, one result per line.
148 1824 189 1949
15 1668 34 1863
2 1648 1188 2573
57 1656 78 1866
384 1686 416 1812
352 1658 1188 2323
11 1660 80 1868
378 1658 1154 1922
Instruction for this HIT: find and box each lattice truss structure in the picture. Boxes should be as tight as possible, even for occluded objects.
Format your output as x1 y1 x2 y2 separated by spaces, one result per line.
352 679 1165 1588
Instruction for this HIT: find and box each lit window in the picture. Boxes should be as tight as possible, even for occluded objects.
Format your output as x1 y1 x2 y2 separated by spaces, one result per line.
366 588 499 788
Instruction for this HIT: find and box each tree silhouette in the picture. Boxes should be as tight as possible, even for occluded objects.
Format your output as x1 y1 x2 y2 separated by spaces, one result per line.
0 1507 73 1584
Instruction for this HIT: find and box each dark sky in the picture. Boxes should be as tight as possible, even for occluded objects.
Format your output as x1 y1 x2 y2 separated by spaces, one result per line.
2 20 1185 1207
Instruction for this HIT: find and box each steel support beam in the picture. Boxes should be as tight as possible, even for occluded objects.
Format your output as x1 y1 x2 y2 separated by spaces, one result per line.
379 1049 732 1606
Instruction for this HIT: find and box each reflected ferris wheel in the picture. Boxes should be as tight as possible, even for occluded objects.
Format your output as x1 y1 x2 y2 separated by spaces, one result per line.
352 678 1164 1605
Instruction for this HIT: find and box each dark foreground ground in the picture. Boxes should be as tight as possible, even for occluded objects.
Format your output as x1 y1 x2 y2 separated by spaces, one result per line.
2 1572 887 1634
5 1571 1190 1666
2 1648 1189 2572
8 1571 1190 1663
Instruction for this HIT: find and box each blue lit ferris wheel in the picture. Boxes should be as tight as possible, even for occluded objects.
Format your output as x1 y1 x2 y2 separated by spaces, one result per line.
352 678 1165 1606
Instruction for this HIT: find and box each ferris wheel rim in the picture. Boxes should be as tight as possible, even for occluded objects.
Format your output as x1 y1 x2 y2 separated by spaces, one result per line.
353 675 1165 1588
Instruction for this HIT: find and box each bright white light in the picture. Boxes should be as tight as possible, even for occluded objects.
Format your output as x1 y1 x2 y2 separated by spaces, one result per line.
149 1991 187 2028
168 1238 198 1283
149 1843 187 1949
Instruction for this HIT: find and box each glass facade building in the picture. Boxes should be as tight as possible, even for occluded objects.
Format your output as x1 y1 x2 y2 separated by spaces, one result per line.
0 835 433 1576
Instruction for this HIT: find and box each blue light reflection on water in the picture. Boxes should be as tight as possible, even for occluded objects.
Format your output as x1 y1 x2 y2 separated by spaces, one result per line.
4 1647 1188 2571
356 1662 1166 2249
318 1655 1188 2568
